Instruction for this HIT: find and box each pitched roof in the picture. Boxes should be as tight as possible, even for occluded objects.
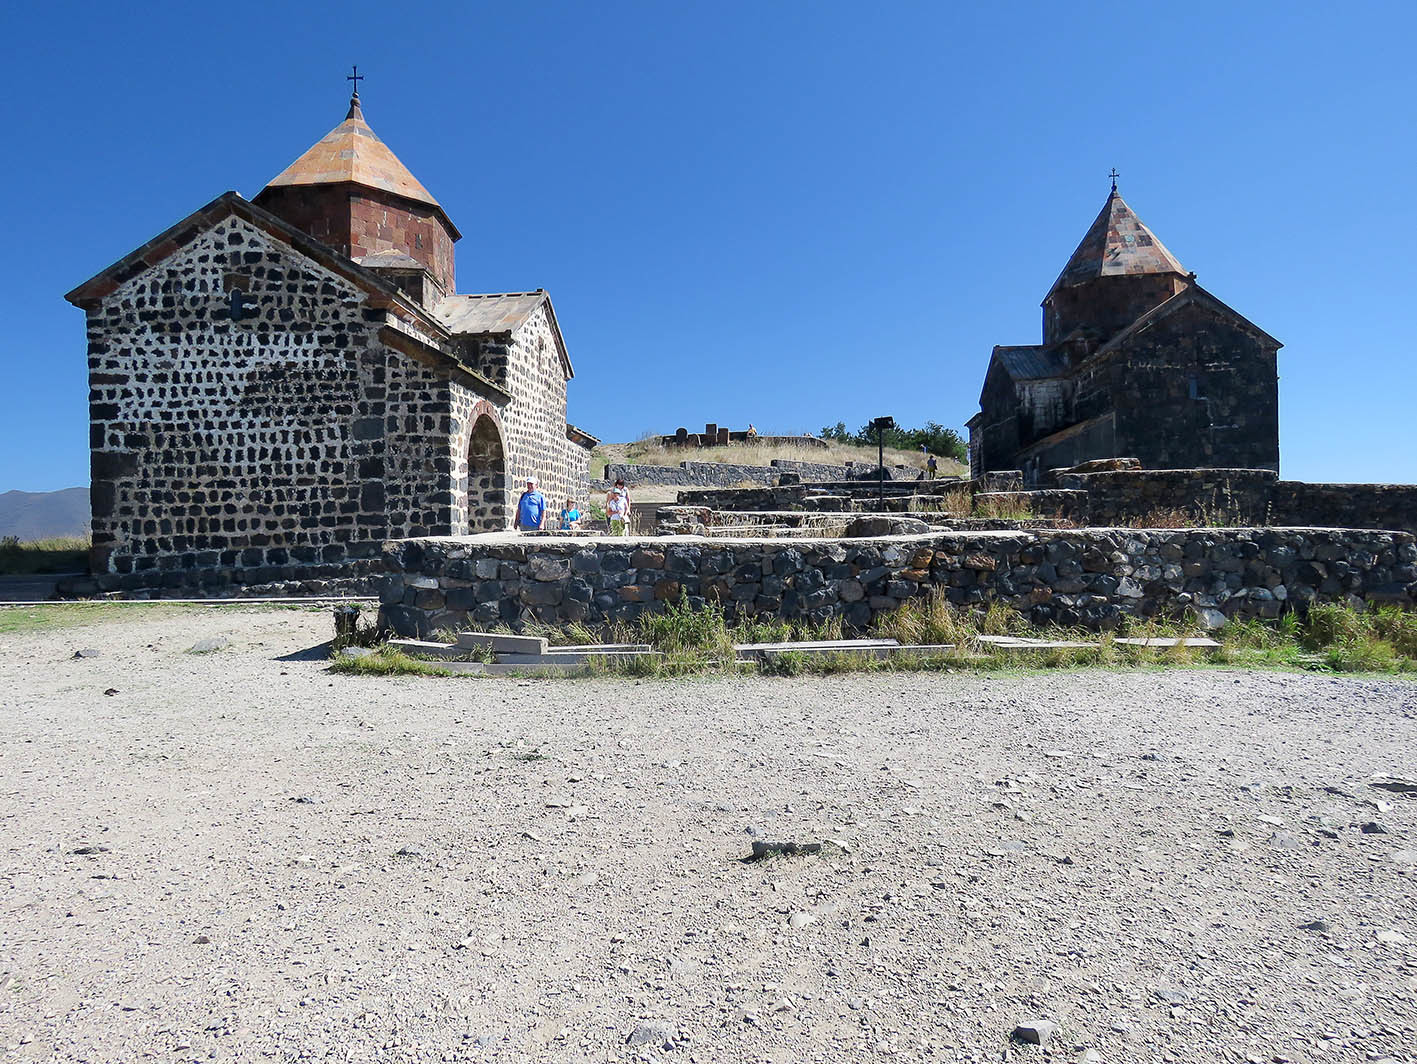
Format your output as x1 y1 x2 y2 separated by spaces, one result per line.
434 291 575 379
261 93 460 238
1047 189 1186 296
65 190 437 322
991 345 1068 381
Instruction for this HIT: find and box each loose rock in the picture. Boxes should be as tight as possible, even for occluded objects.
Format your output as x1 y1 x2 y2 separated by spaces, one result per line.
1012 1019 1058 1046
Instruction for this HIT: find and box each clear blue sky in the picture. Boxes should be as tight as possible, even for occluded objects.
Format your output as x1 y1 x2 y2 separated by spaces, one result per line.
2 0 1413 491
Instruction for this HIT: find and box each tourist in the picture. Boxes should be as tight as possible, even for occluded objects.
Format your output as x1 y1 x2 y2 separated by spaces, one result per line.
606 478 631 535
747 423 758 437
559 497 581 531
514 476 546 532
927 453 938 480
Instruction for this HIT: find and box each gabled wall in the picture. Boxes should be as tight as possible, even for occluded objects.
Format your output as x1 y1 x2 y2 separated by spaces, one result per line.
83 215 461 576
462 305 591 517
1109 301 1279 471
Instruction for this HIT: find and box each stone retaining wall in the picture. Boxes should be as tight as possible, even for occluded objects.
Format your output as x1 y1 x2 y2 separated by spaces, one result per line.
603 461 920 488
1060 469 1279 526
1270 483 1417 535
377 527 1416 637
58 557 389 600
1055 469 1417 535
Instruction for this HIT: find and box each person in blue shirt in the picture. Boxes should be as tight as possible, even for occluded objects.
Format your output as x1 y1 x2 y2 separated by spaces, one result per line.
514 477 546 532
559 498 581 531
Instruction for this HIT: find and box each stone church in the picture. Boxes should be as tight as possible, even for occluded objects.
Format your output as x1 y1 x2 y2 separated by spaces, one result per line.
966 183 1281 482
66 86 595 586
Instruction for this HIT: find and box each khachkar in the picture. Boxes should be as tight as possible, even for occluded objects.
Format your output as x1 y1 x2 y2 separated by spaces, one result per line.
65 74 597 596
967 174 1281 482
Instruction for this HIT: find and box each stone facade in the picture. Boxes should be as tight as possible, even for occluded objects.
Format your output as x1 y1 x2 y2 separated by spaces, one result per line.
378 527 1415 636
968 187 1281 481
67 93 594 583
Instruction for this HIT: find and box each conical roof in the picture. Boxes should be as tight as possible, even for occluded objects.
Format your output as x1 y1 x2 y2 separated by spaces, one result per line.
262 93 450 223
1047 188 1186 295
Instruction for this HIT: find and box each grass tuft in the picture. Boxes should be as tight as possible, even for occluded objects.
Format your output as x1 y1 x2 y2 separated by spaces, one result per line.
328 647 454 677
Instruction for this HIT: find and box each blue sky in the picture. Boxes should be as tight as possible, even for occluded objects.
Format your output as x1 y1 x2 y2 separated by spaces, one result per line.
2 0 1413 491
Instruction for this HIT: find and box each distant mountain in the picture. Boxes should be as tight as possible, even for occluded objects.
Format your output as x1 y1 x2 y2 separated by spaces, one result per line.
0 488 90 541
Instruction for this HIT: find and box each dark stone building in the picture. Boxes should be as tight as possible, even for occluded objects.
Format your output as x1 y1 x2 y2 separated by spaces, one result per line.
966 185 1281 482
66 87 596 588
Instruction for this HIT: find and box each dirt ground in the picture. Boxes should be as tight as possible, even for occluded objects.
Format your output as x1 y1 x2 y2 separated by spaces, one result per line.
1 606 1414 1063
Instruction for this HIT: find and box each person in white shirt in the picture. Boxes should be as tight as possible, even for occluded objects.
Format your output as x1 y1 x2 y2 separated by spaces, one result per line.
606 478 631 535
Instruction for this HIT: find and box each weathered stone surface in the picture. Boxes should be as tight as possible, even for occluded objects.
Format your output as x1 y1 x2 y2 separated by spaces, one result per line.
378 527 1415 634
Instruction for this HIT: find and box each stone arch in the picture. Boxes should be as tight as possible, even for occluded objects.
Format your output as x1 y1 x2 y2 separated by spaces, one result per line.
467 412 508 532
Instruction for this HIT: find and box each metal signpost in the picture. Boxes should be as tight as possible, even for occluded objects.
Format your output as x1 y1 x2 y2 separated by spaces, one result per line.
870 416 896 511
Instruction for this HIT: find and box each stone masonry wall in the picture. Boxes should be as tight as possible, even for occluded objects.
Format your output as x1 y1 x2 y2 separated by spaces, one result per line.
85 216 399 576
1055 469 1417 536
378 527 1415 637
468 306 589 520
1270 483 1417 536
605 461 920 489
1060 469 1280 526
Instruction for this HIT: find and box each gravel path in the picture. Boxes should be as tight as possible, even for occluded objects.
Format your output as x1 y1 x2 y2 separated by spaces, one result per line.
1 606 1414 1063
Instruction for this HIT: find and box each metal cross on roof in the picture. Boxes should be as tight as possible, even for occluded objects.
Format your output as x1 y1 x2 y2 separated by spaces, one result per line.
347 65 364 94
1109 168 1120 192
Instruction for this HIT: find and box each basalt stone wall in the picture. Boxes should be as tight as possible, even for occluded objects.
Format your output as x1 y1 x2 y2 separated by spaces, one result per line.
974 490 1089 523
1057 470 1417 535
1270 483 1417 536
464 306 589 513
84 216 409 577
377 527 1415 637
603 461 920 489
59 558 391 599
1061 469 1280 526
604 463 786 489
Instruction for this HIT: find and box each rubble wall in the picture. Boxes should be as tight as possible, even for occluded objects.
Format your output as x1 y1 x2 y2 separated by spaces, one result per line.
377 527 1415 636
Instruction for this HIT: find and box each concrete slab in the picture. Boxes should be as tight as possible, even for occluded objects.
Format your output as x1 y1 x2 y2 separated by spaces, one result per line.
1114 636 1220 648
739 645 901 662
977 635 1097 650
497 650 662 665
456 631 549 655
388 639 467 658
734 639 900 654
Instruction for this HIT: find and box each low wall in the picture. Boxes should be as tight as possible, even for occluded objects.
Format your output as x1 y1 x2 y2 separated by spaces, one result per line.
1271 483 1417 534
377 527 1416 636
1060 469 1279 525
57 554 389 599
1056 469 1417 535
604 461 919 488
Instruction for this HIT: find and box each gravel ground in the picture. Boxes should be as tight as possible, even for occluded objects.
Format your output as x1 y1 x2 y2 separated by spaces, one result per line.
1 606 1415 1064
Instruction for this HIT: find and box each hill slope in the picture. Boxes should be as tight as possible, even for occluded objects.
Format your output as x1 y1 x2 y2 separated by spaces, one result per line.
0 488 90 541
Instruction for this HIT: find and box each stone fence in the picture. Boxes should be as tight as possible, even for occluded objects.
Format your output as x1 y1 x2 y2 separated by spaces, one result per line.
1059 469 1279 526
603 460 920 488
377 527 1416 637
1054 469 1417 535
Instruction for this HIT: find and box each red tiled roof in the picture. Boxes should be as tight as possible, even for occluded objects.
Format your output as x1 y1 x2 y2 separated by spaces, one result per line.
262 94 455 232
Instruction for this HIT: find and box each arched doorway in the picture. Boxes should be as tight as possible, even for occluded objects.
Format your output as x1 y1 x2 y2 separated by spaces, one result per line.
467 414 508 532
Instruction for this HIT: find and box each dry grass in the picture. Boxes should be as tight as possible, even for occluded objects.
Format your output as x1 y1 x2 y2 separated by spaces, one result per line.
1122 506 1235 529
973 493 1035 520
0 534 91 575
